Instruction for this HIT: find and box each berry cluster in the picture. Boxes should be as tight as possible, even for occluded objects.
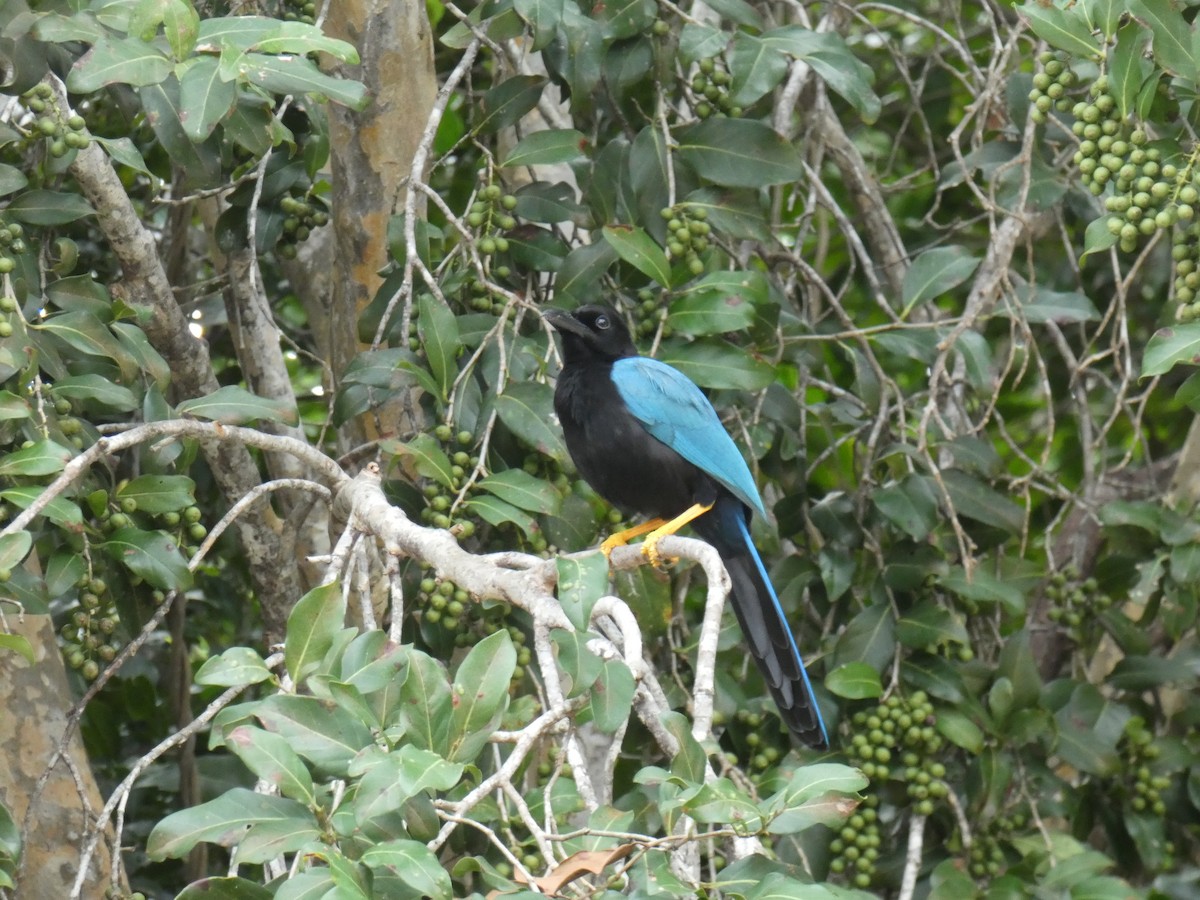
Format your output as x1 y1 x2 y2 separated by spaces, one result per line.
464 183 516 314
0 223 27 276
727 709 784 771
689 57 742 120
1171 223 1200 321
279 0 316 24
631 289 677 340
962 812 1025 881
19 83 90 158
659 204 711 277
1027 52 1076 124
60 574 121 682
87 486 207 558
276 190 329 260
419 424 479 538
1120 718 1169 819
411 572 533 677
838 692 947 886
0 295 18 340
1045 566 1111 642
828 795 880 888
1036 53 1200 321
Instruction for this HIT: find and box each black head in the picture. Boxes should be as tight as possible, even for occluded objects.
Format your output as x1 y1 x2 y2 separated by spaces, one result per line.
543 305 637 364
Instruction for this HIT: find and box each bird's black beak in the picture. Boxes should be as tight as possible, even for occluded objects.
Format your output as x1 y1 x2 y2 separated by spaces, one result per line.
542 307 588 338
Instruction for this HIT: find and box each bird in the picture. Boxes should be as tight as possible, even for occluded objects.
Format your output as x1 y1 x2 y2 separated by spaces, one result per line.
543 304 829 749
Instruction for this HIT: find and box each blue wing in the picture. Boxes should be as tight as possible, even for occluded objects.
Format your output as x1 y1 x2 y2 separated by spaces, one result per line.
610 356 766 518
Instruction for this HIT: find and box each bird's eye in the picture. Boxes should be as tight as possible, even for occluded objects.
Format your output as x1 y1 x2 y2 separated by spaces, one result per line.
595 314 610 330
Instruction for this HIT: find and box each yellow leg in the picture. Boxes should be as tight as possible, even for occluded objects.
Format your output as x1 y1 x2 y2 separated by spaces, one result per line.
601 518 666 558
642 502 714 568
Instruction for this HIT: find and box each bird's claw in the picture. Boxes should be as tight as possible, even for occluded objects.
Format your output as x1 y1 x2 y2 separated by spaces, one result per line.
640 535 675 570
599 533 626 560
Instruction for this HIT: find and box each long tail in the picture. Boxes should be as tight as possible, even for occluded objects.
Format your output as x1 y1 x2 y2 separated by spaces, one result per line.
694 497 829 749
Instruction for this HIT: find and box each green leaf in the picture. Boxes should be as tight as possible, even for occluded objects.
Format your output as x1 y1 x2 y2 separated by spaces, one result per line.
101 527 192 590
554 241 619 305
179 55 236 141
942 469 1025 534
996 629 1042 709
1109 23 1153 119
177 876 284 898
0 439 74 477
940 567 1024 616
1010 285 1101 324
238 53 368 109
592 658 636 733
0 164 28 198
115 475 196 514
50 374 139 412
895 600 968 650
383 433 455 488
555 553 610 631
449 630 515 762
228 726 316 806
872 474 938 541
602 225 670 287
476 75 546 134
477 468 562 515
399 648 452 756
679 23 728 65
1018 2 1103 60
285 582 345 683
0 391 29 422
760 27 881 122
502 129 588 167
658 339 774 391
0 633 34 665
765 763 867 833
495 381 568 460
196 647 275 687
463 494 538 536
1127 0 1196 79
677 119 803 188
418 294 460 400
1084 0 1123 37
177 385 298 425
361 840 452 900
901 246 980 311
251 21 360 61
147 788 313 860
935 709 984 753
67 34 174 92
35 311 136 379
1142 323 1200 377
1052 684 1129 776
1108 654 1197 690
829 602 895 673
727 33 788 107
0 532 31 573
5 190 95 226
0 487 84 530
550 628 603 696
683 777 764 830
513 0 564 49
825 661 882 699
254 694 373 775
668 272 764 335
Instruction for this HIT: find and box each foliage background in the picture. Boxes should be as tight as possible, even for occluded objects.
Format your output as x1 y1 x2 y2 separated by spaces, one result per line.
0 0 1199 897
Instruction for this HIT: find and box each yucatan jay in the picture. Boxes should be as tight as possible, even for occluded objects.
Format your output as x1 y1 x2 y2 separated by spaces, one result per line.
544 305 828 749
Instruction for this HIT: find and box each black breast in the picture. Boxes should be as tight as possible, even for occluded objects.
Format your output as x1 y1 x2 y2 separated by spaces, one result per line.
553 362 713 520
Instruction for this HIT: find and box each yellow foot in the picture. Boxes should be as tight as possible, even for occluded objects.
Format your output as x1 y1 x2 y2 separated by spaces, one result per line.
640 532 674 570
640 502 714 569
600 518 666 560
